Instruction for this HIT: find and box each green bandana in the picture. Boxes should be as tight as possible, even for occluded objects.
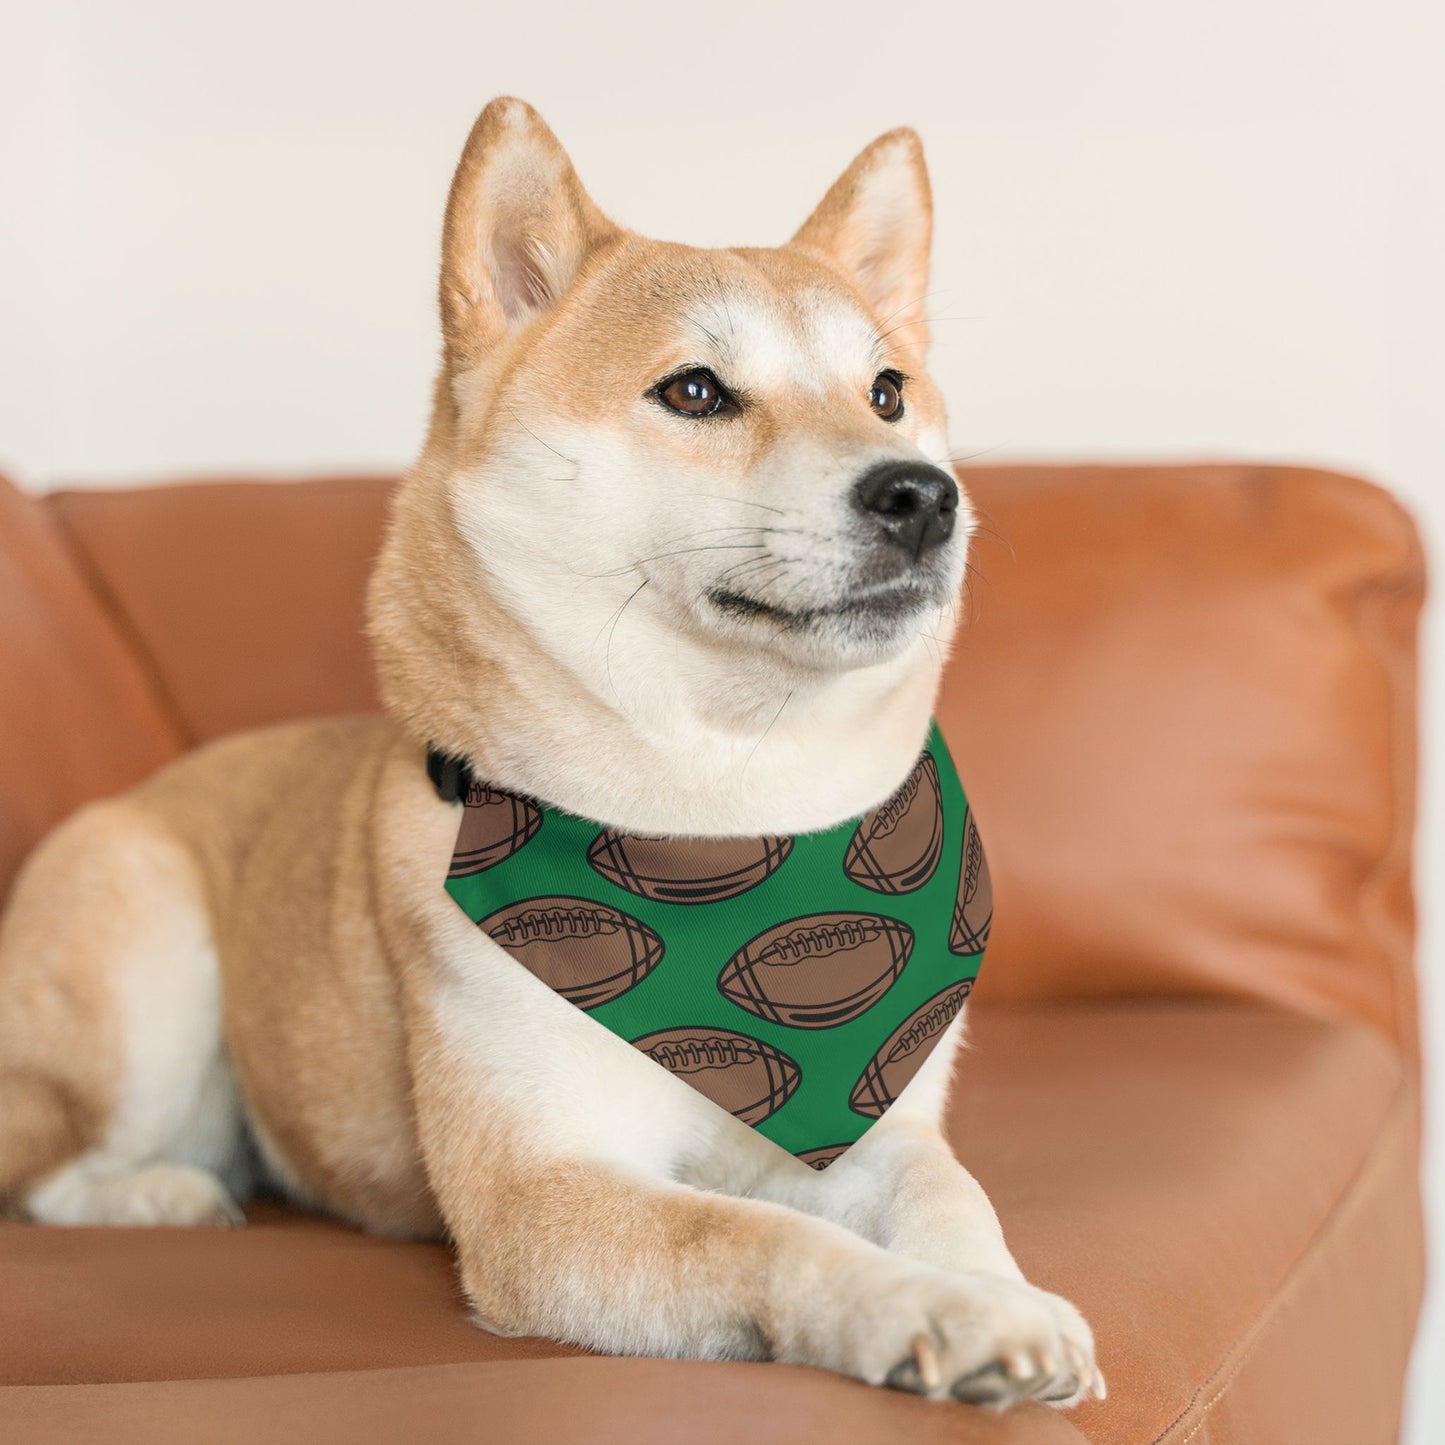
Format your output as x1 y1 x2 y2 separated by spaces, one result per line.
440 723 990 1167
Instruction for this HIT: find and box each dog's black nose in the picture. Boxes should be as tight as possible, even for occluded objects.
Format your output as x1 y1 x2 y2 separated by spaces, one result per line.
852 460 960 559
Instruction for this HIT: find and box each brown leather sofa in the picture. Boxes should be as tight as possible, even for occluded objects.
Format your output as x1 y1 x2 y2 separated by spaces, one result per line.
0 462 1426 1444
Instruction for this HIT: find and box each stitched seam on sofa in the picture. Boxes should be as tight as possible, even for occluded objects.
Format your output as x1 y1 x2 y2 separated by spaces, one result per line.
1148 1078 1412 1445
44 498 198 750
1352 552 1427 1071
1246 465 1425 1063
1311 465 1426 1063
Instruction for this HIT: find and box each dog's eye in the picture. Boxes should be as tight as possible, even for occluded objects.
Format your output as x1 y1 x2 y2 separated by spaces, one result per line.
869 371 905 421
657 369 726 417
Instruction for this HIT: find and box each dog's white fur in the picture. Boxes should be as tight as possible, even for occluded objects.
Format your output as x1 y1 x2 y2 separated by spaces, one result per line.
0 98 1101 1408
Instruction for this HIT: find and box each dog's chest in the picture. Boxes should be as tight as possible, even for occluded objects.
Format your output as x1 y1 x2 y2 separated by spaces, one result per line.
436 723 991 1169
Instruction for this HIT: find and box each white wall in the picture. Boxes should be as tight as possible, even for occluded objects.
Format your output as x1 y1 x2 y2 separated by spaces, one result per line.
1 0 1440 1434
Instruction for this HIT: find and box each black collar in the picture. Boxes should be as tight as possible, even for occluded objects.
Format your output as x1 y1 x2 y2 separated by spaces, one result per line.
425 745 474 803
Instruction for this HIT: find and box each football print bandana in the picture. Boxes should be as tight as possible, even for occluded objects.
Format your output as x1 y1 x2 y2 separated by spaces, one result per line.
437 723 990 1167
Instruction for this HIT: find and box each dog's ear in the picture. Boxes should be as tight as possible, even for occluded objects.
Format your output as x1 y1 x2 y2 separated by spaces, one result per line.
440 98 618 365
790 129 933 351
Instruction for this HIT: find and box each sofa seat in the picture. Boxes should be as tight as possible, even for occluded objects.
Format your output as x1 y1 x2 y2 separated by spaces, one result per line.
1 1001 1417 1445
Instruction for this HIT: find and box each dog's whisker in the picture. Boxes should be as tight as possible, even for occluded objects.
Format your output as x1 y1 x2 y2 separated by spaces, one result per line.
872 288 949 331
651 525 802 547
719 563 797 598
706 556 791 606
715 552 787 585
875 317 927 347
876 314 981 353
741 688 794 778
630 543 772 566
876 318 982 365
591 579 643 649
957 564 985 621
879 312 980 337
572 541 777 581
723 550 800 585
501 402 580 469
600 578 650 707
930 444 1007 470
770 561 833 617
687 493 792 517
958 503 1015 561
962 518 1010 546
869 291 953 360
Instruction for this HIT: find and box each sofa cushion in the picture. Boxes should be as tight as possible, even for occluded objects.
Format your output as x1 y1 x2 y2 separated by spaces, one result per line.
940 464 1422 1051
0 473 183 904
47 476 390 743
0 1003 1417 1444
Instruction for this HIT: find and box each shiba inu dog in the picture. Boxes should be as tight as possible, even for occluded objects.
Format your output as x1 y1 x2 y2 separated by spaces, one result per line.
0 98 1102 1408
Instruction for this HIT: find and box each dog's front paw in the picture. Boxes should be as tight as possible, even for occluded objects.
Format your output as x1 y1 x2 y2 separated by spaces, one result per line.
833 1266 1104 1409
1022 1287 1106 1409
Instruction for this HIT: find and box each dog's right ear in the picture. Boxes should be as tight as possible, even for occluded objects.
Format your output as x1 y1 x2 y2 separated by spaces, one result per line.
439 98 618 366
790 128 933 352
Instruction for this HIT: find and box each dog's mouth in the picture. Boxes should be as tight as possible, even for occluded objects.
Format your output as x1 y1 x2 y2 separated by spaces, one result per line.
705 579 936 630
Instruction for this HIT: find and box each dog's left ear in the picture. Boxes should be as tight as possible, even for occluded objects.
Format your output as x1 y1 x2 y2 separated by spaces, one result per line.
790 129 933 352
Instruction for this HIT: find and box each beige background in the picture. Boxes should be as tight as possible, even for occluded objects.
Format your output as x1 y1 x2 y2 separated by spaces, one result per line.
1 1 1440 1435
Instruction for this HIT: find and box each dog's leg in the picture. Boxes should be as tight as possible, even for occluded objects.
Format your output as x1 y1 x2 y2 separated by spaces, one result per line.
425 1117 1099 1401
744 1018 1104 1406
408 965 1093 1404
752 1017 1022 1274
0 800 247 1225
763 1118 1102 1406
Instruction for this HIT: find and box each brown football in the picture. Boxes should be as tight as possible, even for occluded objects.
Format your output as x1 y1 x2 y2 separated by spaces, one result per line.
718 912 914 1028
630 1026 801 1126
948 806 992 955
587 829 793 904
448 781 543 878
842 753 943 895
796 1144 850 1171
478 896 664 1010
849 978 975 1118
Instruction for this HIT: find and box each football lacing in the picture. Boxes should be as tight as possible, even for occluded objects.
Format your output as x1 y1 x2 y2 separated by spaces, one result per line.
867 764 922 839
466 782 514 808
492 906 621 944
887 983 971 1059
647 1036 761 1070
757 917 884 964
963 822 982 902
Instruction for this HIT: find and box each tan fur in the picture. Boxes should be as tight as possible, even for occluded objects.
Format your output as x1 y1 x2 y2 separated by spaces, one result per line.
0 98 1101 1405
0 806 140 1194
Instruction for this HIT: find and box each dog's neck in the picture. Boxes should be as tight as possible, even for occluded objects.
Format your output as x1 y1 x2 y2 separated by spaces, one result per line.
479 629 941 835
370 472 947 837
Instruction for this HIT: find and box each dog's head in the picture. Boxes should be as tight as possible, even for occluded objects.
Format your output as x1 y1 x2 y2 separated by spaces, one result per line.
371 99 970 783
